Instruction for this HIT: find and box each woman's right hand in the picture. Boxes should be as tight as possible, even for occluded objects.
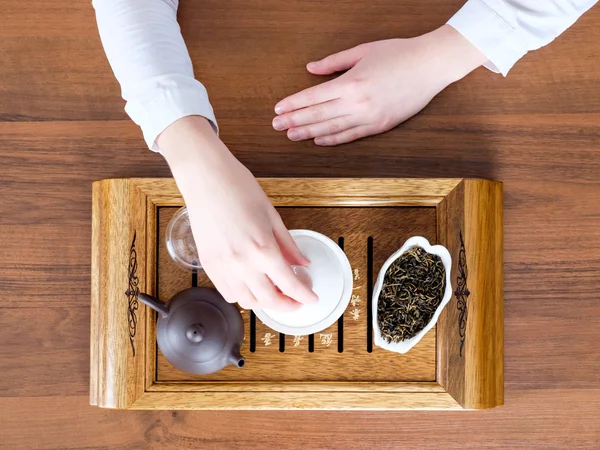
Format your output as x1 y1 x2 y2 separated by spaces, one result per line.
158 116 318 311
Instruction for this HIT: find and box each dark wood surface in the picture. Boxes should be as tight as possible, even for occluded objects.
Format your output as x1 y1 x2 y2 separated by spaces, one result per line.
1 0 599 448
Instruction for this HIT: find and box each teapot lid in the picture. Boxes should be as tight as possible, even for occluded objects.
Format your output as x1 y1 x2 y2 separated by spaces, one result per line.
157 288 245 374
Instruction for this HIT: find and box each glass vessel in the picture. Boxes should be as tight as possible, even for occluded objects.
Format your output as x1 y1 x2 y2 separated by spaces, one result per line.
166 207 203 271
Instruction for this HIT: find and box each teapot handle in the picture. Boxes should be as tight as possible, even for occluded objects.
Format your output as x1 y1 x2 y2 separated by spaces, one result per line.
138 293 169 318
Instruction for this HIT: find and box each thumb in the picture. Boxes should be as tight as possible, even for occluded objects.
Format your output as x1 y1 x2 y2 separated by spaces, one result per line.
307 44 369 75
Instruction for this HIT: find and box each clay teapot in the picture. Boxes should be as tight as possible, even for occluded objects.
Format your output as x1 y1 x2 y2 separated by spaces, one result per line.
138 287 245 374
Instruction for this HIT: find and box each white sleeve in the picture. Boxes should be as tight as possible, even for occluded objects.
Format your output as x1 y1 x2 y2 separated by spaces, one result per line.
447 0 598 76
92 0 218 151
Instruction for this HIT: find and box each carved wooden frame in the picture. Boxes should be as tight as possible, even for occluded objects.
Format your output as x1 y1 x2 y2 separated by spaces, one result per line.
90 178 503 410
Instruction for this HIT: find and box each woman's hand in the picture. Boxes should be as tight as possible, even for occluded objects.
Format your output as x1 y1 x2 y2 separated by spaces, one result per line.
272 25 487 146
159 116 318 311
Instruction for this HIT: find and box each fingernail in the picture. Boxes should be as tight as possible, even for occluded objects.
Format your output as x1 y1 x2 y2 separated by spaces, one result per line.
307 61 318 70
314 137 325 145
288 130 299 141
272 117 285 131
275 105 284 114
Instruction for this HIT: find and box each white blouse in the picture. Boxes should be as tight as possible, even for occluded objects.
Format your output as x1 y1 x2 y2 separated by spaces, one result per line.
93 0 598 150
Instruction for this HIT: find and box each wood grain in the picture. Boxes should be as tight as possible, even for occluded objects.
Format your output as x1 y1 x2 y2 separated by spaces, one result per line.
1 114 600 225
156 207 438 383
132 178 460 206
0 308 90 398
147 382 445 393
2 0 600 445
436 182 466 405
130 391 461 410
462 180 504 409
2 391 600 449
91 179 148 408
436 180 504 409
94 182 483 410
2 1 600 122
0 225 91 308
96 180 500 410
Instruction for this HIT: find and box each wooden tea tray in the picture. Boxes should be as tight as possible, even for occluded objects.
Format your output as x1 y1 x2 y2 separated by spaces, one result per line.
90 178 503 410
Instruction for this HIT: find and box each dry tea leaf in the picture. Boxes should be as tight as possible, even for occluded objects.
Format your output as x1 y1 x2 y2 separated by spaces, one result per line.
377 246 446 343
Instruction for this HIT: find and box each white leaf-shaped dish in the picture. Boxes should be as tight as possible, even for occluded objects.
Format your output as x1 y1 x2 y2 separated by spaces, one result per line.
372 236 452 354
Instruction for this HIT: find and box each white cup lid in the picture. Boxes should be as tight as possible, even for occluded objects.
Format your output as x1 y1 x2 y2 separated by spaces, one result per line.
254 230 353 335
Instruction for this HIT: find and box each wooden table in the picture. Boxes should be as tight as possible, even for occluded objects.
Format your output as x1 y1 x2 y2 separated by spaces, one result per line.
1 1 599 448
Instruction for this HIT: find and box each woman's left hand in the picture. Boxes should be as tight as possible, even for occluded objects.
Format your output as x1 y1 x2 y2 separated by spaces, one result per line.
272 25 486 146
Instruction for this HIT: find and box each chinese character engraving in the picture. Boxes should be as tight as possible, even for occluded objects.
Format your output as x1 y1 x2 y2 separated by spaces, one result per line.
319 333 333 347
353 269 360 281
351 294 361 307
350 309 360 321
293 335 304 347
262 333 274 346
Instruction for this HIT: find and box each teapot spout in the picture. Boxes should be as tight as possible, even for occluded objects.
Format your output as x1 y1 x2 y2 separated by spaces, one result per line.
138 293 169 318
227 346 246 369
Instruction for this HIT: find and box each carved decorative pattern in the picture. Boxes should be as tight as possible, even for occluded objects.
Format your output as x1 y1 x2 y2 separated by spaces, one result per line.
125 231 140 357
455 230 470 357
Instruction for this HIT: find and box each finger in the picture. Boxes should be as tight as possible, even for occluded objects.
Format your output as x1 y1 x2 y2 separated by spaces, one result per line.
210 275 254 310
205 271 233 302
287 116 358 141
270 213 309 266
275 80 341 115
246 273 302 312
272 99 345 131
240 298 261 311
223 277 261 310
266 257 319 305
314 125 376 146
306 44 369 75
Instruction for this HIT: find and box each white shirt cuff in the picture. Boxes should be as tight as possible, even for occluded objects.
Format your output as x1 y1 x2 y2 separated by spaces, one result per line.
447 0 529 76
124 75 219 152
